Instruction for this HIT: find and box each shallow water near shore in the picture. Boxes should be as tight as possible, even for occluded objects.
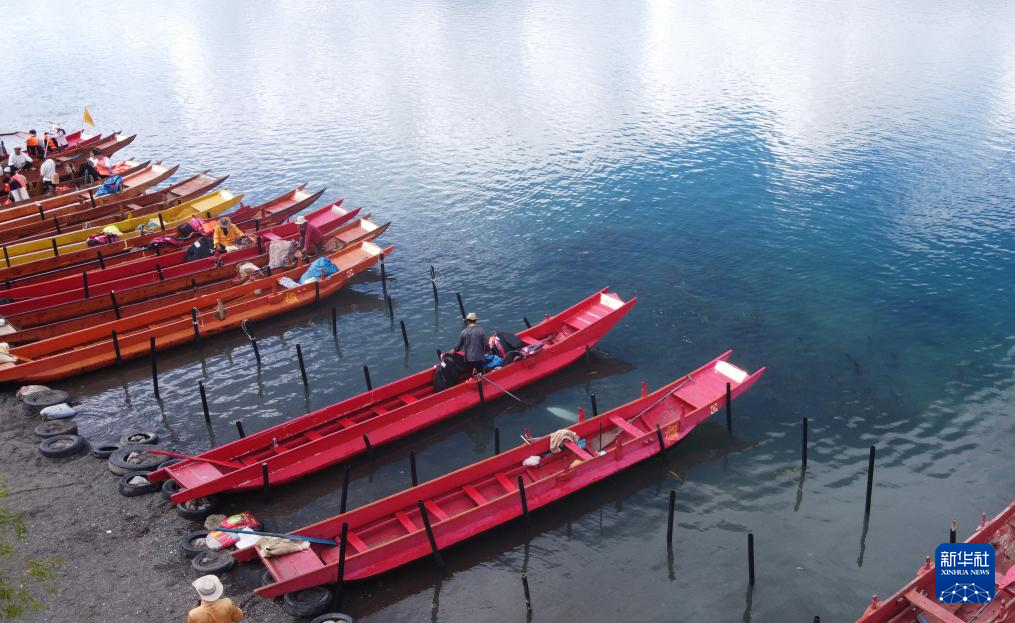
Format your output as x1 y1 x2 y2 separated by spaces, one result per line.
6 1 1015 620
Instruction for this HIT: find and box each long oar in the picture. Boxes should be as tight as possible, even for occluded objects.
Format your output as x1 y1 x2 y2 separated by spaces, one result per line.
477 373 533 406
147 449 243 470
214 527 337 546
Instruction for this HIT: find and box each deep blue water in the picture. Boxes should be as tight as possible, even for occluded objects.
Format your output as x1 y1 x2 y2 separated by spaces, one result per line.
6 1 1015 620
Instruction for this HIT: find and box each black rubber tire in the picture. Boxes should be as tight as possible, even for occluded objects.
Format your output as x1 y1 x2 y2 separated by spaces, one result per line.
38 434 86 459
161 478 182 501
119 431 158 446
89 440 120 459
107 445 165 476
118 472 158 497
190 549 234 574
311 614 355 623
23 389 70 412
175 496 219 521
179 530 211 558
33 419 77 439
283 586 334 618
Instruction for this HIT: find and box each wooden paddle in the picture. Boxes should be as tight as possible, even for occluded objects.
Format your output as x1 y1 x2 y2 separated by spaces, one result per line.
214 527 337 546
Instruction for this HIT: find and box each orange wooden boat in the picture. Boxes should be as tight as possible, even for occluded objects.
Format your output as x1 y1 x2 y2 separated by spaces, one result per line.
0 170 225 244
0 186 324 283
856 500 1015 623
0 217 387 344
0 239 393 382
0 160 154 218
233 351 764 597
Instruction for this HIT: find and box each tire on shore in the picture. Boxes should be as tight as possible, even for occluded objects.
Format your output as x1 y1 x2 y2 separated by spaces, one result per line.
190 549 234 574
283 586 334 618
118 472 159 497
34 419 77 439
39 434 86 459
119 431 158 446
179 530 211 558
311 614 355 623
107 445 166 476
90 441 120 459
175 496 219 522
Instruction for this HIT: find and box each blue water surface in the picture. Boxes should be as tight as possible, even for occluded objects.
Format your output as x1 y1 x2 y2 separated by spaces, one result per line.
5 1 1015 621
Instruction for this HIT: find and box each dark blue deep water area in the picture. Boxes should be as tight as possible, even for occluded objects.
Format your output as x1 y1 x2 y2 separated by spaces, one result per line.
6 1 1015 620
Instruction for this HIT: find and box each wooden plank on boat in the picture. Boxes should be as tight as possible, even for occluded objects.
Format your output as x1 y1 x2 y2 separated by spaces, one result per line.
394 511 417 533
399 393 418 404
424 500 449 522
902 590 964 623
305 431 323 441
495 473 515 492
268 547 324 579
562 440 594 461
462 484 487 505
345 530 369 553
608 415 644 438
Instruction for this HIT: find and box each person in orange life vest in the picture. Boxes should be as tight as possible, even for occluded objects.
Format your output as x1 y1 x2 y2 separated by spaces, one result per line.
1 175 10 204
296 214 326 259
44 132 59 153
212 216 247 253
5 170 29 202
25 130 43 158
6 146 33 172
95 151 114 176
187 575 243 623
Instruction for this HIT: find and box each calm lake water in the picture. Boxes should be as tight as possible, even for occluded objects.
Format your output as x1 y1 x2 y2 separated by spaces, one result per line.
7 1 1015 620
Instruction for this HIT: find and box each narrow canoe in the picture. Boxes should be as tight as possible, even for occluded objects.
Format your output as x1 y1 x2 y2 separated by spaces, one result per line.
233 351 764 597
0 169 225 244
0 187 325 283
1 158 150 213
1 217 387 343
0 239 394 382
147 289 637 504
0 200 355 304
855 500 1015 623
0 184 236 268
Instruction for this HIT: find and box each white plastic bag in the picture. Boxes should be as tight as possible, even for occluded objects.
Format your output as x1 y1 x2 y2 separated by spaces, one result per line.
40 403 76 419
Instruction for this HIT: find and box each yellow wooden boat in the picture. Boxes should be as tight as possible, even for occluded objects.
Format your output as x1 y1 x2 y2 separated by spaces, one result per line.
2 190 241 266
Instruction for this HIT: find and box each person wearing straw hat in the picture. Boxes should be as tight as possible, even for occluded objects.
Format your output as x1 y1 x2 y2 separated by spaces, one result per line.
453 312 487 377
296 213 325 259
187 574 244 623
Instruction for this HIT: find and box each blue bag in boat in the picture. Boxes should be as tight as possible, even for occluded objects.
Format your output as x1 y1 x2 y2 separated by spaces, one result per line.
95 175 123 197
299 256 340 285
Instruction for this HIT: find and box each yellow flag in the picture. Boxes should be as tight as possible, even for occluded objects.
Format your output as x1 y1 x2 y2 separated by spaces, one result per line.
82 106 95 127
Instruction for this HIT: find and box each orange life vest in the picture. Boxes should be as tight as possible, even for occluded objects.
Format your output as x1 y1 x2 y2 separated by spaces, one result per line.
25 135 39 148
45 135 58 150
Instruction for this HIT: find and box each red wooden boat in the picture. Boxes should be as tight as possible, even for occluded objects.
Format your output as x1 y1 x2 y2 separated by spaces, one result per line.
0 239 393 382
230 351 764 597
147 289 637 504
0 186 326 283
0 200 357 301
0 169 225 244
0 217 387 344
856 500 1015 623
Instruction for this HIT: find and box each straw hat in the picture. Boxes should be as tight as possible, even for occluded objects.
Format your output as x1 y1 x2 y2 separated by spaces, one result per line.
191 575 224 602
465 312 478 322
295 215 307 225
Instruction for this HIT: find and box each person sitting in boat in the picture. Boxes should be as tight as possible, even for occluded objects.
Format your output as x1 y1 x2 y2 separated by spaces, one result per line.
4 170 29 203
213 216 248 253
94 152 115 177
453 312 487 377
77 149 103 182
6 146 33 172
24 130 43 158
296 214 325 260
43 132 59 153
39 157 58 194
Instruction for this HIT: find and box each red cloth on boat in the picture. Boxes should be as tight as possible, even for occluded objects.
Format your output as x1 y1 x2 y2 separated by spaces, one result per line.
300 221 324 252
